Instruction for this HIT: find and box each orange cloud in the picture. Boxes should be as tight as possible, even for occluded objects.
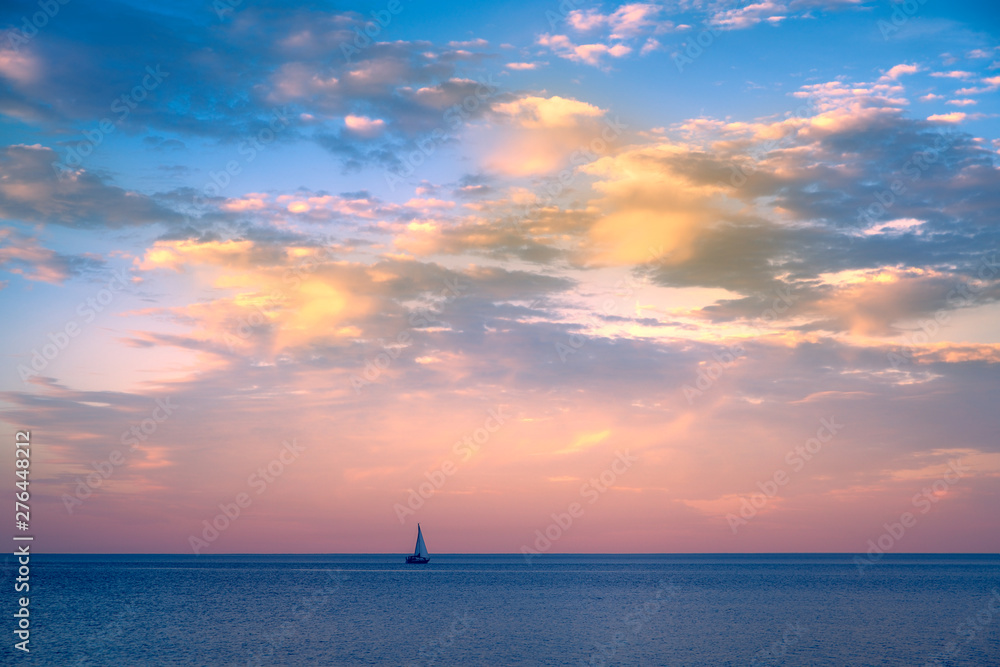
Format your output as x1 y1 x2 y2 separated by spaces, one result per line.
578 144 729 266
482 95 611 175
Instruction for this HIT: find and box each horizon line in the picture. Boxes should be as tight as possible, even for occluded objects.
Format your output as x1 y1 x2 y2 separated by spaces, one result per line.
19 551 1000 556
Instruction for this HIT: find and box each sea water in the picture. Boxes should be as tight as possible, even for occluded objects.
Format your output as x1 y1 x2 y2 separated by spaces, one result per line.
8 553 1000 665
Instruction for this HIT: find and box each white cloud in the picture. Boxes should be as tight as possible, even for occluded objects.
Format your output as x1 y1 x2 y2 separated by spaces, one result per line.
880 63 920 81
711 1 787 30
344 114 386 137
537 33 632 67
567 3 663 38
931 70 974 79
447 38 488 48
927 111 966 123
641 37 662 55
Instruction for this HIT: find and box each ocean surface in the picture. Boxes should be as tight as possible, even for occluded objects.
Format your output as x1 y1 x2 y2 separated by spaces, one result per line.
7 553 999 666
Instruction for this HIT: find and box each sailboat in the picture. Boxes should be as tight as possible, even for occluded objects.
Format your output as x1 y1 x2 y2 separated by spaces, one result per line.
405 523 430 564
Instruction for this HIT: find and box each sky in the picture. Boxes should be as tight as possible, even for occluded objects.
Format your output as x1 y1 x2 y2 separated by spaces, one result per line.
1 0 999 554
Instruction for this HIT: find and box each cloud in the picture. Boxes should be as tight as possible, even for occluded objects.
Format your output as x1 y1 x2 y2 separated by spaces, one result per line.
0 228 103 284
880 63 920 81
807 268 961 336
955 76 1000 95
448 38 489 48
567 8 609 32
392 211 566 264
344 114 387 137
927 111 967 123
0 3 502 174
966 48 996 59
464 74 1000 331
605 3 664 39
640 37 662 55
131 234 575 359
705 0 868 31
931 70 974 79
555 428 612 454
0 45 40 86
0 144 181 228
711 1 788 30
860 218 925 236
549 3 671 66
577 143 736 269
478 95 612 175
359 69 1000 327
536 33 632 67
491 95 605 129
564 2 666 39
505 62 541 70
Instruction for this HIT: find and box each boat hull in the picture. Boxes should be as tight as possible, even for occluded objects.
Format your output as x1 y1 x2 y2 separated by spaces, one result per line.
405 556 430 564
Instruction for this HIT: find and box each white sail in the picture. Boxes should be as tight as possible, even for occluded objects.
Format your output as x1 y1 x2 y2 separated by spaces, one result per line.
414 524 429 558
